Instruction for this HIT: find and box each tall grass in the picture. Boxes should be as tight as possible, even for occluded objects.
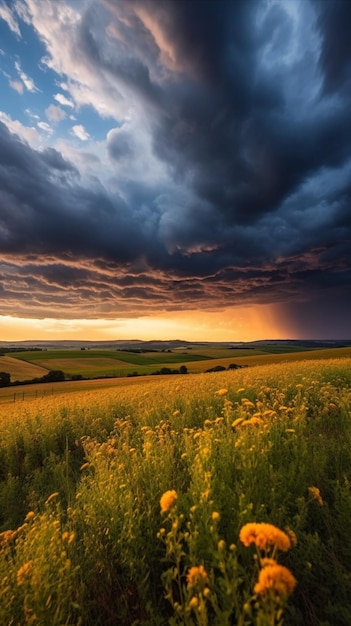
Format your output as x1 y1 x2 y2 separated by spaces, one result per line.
0 358 351 624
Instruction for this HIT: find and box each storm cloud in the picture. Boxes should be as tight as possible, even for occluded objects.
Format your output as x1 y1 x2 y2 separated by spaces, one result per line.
0 0 350 336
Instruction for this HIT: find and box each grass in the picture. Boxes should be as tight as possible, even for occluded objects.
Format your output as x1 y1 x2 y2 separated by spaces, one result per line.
0 357 351 624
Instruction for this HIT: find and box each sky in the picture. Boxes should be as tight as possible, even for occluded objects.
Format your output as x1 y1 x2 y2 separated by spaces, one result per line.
0 0 350 342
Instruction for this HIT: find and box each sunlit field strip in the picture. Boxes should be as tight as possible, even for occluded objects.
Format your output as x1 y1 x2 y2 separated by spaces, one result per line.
184 346 351 372
0 355 48 381
0 373 179 404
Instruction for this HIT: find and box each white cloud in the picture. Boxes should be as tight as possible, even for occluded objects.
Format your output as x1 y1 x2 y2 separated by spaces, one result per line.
72 124 90 141
0 2 21 36
37 121 52 134
17 0 130 122
0 110 39 143
14 61 39 92
45 103 66 123
9 79 24 94
54 92 74 108
25 108 40 120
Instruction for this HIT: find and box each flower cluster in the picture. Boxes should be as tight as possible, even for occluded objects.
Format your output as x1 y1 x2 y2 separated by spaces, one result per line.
254 563 296 599
160 489 178 513
186 565 209 589
239 522 291 552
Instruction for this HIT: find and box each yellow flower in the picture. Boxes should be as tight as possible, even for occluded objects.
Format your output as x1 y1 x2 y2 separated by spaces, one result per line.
215 388 228 396
189 596 199 609
187 565 209 589
241 398 255 409
308 486 323 506
232 417 245 428
46 492 59 504
0 529 17 547
160 490 178 513
242 417 264 427
239 522 291 552
211 511 220 521
17 561 32 586
25 511 35 522
285 527 298 547
254 564 296 598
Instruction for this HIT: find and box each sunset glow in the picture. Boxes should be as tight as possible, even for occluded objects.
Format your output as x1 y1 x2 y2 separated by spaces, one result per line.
0 0 350 341
0 306 291 343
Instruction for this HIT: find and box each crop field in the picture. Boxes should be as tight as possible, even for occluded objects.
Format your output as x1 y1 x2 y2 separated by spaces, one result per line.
0 355 48 381
8 345 351 382
0 357 351 625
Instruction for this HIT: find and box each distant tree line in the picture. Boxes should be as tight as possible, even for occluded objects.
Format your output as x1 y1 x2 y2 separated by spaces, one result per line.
0 370 65 388
0 347 44 354
205 363 247 373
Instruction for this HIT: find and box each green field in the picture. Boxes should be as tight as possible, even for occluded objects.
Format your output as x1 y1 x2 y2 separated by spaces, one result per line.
1 357 351 625
9 345 351 382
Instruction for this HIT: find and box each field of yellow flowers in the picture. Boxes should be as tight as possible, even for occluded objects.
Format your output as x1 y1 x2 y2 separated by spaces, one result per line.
0 358 351 625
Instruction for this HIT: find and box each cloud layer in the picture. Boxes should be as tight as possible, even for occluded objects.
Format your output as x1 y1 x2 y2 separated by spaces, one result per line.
0 0 351 336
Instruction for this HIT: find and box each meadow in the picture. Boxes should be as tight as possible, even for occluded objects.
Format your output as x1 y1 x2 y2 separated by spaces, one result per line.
0 357 351 624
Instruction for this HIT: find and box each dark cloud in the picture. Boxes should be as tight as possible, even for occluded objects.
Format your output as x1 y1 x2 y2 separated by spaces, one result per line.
1 0 351 336
315 0 351 93
107 127 135 161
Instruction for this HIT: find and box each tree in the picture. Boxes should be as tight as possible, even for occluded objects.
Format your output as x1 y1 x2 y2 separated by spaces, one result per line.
0 372 11 387
179 365 188 374
42 370 65 383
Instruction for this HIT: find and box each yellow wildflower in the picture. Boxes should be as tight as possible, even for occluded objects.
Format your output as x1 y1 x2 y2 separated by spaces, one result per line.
189 597 199 609
239 522 291 552
254 564 296 598
242 399 255 409
217 539 226 551
46 492 59 504
0 529 17 547
160 490 178 513
308 486 323 506
232 417 245 428
285 527 298 547
25 511 35 522
216 388 228 396
212 511 220 521
242 417 264 427
17 561 32 586
187 565 209 589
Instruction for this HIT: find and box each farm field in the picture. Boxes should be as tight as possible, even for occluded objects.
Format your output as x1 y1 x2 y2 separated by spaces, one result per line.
11 348 211 379
0 355 48 382
7 344 351 382
0 357 351 625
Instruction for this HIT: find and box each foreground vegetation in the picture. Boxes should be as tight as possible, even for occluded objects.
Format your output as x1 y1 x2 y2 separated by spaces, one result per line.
0 358 351 624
